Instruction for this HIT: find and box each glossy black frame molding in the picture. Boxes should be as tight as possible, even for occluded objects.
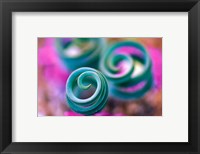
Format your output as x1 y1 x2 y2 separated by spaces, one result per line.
0 0 199 154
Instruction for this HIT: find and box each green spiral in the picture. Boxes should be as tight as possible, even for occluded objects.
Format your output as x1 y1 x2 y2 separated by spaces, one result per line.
56 38 105 71
66 67 109 115
100 41 153 100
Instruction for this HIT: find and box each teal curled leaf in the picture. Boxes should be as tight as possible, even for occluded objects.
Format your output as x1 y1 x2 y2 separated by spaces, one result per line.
66 67 109 115
100 41 153 100
56 38 106 71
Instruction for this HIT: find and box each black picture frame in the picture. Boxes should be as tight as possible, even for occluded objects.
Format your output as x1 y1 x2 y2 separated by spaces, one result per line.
0 0 200 153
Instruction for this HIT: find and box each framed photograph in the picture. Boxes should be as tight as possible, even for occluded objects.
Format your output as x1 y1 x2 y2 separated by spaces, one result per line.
0 0 199 154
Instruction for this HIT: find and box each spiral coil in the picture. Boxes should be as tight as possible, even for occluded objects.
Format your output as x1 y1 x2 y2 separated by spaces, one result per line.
56 38 105 71
100 41 153 100
66 67 109 115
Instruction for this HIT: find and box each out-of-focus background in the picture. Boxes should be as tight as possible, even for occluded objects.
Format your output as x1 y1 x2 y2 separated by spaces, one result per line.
38 38 162 116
